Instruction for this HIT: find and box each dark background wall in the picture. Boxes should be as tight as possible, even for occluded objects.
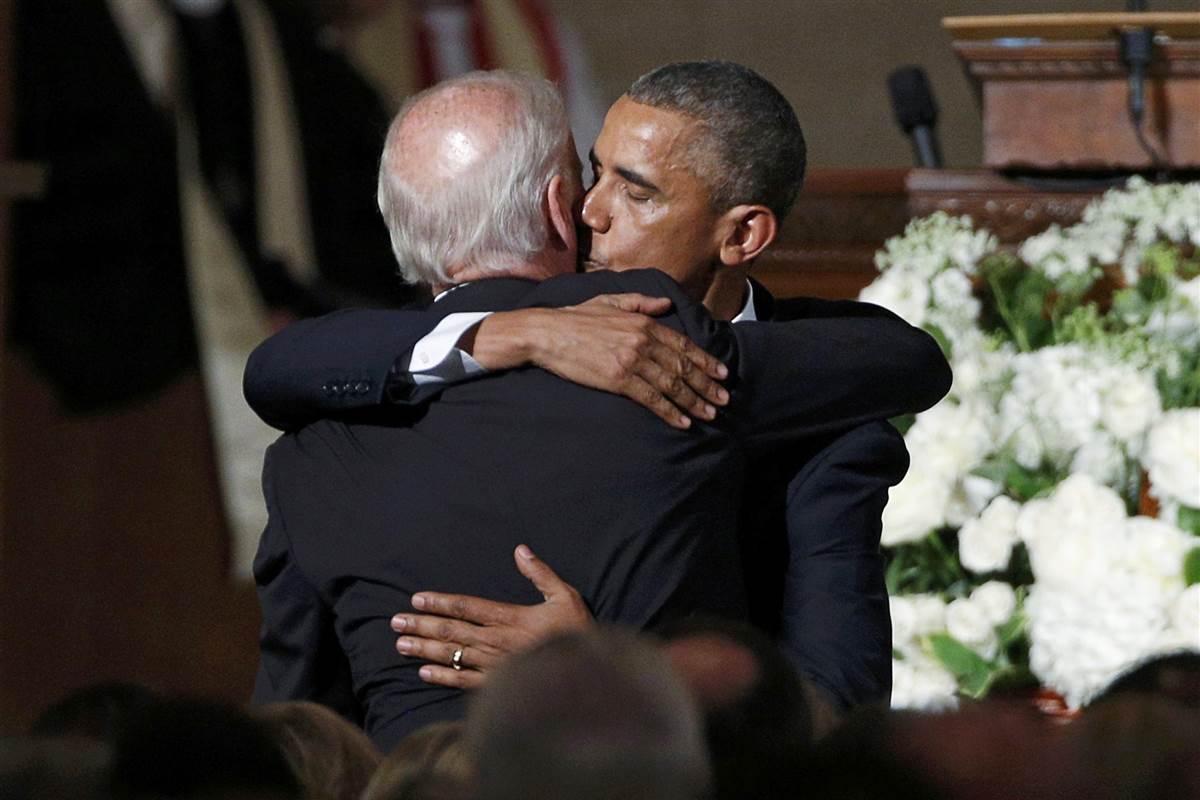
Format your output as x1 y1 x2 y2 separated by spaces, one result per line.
540 0 1197 168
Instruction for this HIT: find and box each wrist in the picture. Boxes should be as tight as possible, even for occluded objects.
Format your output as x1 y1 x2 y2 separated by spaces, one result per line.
468 309 541 371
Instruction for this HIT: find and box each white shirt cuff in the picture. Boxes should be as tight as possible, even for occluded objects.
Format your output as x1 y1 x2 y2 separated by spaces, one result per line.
408 311 492 386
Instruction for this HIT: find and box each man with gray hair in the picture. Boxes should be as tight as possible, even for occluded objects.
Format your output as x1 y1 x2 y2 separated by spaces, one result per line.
252 68 938 748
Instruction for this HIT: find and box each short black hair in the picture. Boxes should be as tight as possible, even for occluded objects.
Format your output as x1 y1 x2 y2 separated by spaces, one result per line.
627 60 806 220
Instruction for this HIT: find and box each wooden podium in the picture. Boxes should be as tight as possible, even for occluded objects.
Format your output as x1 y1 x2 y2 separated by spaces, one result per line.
753 13 1200 303
945 12 1200 171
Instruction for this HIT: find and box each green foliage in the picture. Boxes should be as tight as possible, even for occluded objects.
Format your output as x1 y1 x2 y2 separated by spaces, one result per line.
972 457 1061 503
978 254 1056 351
1159 347 1200 411
885 530 971 597
929 634 993 698
1178 506 1200 537
1184 547 1200 587
889 413 917 437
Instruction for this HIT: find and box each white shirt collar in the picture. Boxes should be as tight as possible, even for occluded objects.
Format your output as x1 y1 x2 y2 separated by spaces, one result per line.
730 279 756 323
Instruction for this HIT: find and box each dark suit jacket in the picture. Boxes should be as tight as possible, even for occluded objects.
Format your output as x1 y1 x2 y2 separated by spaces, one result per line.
738 285 908 711
247 275 950 731
252 269 943 750
11 0 412 410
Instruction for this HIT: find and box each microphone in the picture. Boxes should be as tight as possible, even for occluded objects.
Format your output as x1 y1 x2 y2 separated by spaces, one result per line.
887 66 943 168
1119 0 1165 166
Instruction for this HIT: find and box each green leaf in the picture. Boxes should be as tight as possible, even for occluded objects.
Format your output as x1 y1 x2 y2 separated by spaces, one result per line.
1177 506 1200 537
889 414 916 437
972 457 1059 502
995 611 1027 650
970 459 1011 486
1184 547 1200 587
929 633 993 698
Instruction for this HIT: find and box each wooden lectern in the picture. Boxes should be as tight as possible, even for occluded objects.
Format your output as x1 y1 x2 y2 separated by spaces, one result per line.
751 13 1200 303
945 13 1200 171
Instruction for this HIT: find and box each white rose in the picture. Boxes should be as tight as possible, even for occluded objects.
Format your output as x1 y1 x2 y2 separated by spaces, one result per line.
971 581 1018 627
909 594 948 636
1168 585 1200 650
945 597 998 659
882 469 951 546
1018 474 1127 590
1099 370 1161 444
1144 410 1200 509
889 596 917 647
891 656 959 711
858 267 929 328
1124 516 1193 585
945 474 1003 528
1070 435 1128 486
958 495 1020 573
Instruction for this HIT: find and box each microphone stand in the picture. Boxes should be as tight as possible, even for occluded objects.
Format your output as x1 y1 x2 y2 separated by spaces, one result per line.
1120 2 1166 171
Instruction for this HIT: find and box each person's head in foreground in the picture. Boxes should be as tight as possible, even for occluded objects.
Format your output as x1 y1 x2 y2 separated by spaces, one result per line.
362 721 472 800
253 700 381 800
109 695 299 800
465 627 710 800
377 69 582 293
660 617 814 800
582 60 806 313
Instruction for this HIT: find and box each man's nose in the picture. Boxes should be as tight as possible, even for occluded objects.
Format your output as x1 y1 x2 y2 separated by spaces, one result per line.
580 186 609 233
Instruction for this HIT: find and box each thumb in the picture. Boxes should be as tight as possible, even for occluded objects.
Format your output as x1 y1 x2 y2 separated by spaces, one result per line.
514 544 570 601
589 293 672 316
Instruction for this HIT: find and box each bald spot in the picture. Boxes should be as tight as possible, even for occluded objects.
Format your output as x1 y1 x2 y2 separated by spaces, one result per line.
383 84 520 197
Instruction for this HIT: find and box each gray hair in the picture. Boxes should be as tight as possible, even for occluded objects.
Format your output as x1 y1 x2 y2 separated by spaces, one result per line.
627 60 806 220
377 71 570 286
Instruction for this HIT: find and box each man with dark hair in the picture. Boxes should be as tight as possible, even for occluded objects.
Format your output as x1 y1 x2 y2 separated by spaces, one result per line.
247 60 946 716
252 68 943 749
627 60 806 222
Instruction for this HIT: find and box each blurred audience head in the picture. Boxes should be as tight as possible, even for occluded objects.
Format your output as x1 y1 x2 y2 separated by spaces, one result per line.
362 721 472 800
109 695 299 800
31 681 156 744
1092 651 1200 709
0 737 111 800
253 701 380 800
802 708 950 800
465 627 709 800
626 60 806 220
660 617 813 799
376 69 578 289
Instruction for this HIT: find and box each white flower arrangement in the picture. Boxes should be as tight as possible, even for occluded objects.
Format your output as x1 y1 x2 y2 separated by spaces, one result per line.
860 179 1200 711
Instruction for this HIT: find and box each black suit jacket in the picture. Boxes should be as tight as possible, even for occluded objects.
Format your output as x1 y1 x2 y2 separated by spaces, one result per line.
11 0 412 410
252 269 941 749
247 275 951 729
736 286 908 710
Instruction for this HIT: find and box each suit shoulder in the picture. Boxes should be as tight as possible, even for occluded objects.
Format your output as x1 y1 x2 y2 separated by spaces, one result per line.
771 295 904 322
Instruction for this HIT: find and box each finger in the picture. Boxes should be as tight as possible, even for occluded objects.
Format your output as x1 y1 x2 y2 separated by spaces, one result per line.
418 664 486 690
623 375 691 430
646 323 730 385
513 544 571 601
410 591 516 626
584 293 672 315
634 354 716 422
396 637 501 671
392 613 498 650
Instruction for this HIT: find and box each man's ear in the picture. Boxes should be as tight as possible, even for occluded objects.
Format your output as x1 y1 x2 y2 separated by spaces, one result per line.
546 174 577 253
717 205 777 267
